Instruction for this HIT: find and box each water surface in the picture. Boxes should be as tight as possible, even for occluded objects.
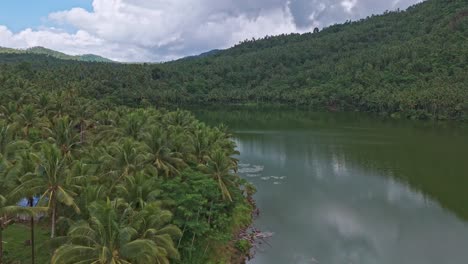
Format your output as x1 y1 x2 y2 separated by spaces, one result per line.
194 108 468 264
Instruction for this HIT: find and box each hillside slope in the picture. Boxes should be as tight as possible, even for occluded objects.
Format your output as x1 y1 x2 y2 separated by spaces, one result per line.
155 0 468 119
0 46 113 62
0 0 467 120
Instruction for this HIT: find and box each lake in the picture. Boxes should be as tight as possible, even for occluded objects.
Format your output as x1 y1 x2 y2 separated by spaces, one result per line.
193 108 468 264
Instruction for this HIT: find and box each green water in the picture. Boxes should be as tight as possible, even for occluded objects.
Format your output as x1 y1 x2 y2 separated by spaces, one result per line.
194 108 468 264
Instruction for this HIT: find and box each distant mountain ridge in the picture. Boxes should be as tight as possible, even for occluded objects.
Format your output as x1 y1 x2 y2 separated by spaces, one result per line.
178 49 223 61
0 46 113 62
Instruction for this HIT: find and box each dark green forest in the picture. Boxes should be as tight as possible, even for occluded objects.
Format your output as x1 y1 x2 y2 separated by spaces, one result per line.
1 0 467 120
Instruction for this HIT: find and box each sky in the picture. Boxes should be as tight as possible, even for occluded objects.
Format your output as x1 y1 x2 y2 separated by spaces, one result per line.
0 0 423 62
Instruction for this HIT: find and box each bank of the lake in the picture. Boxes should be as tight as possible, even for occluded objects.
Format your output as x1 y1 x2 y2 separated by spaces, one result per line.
193 108 468 264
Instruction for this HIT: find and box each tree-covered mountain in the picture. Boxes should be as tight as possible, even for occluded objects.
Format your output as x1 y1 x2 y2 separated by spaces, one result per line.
0 0 467 120
0 46 113 62
155 0 468 120
178 49 223 61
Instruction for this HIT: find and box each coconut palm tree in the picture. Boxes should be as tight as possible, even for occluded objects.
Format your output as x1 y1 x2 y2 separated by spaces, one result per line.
100 138 148 194
16 104 39 139
116 172 160 209
13 144 81 238
44 115 80 158
163 110 194 131
190 128 212 163
134 202 182 263
52 199 178 264
0 195 48 264
0 124 28 168
36 93 52 117
121 111 147 140
7 151 42 264
0 102 19 124
0 125 29 202
197 149 237 202
70 100 95 145
141 127 186 177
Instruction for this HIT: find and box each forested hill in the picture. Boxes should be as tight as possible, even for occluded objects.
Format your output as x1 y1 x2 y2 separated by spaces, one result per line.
0 46 113 62
0 0 467 120
157 0 468 120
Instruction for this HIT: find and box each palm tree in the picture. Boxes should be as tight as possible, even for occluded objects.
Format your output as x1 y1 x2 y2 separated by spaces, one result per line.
0 195 48 264
198 149 237 202
190 128 212 163
73 185 106 221
163 110 194 131
36 93 51 117
79 111 91 145
52 199 178 264
0 125 29 198
94 110 120 127
95 110 148 143
0 124 28 168
116 172 160 209
7 151 41 264
44 116 80 158
121 111 147 140
71 100 95 144
212 125 240 170
16 104 38 138
0 102 19 124
141 127 186 177
134 202 182 263
100 138 148 193
13 144 81 238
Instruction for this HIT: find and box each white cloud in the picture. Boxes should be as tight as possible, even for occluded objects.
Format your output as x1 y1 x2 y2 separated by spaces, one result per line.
0 0 424 62
341 0 358 13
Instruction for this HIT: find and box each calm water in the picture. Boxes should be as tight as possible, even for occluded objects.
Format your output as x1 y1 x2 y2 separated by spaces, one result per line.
194 108 468 264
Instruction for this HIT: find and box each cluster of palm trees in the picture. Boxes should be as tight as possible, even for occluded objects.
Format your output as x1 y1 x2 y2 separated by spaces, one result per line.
0 91 243 263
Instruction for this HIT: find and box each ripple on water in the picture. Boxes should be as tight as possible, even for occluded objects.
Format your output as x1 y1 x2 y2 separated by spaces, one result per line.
238 165 264 174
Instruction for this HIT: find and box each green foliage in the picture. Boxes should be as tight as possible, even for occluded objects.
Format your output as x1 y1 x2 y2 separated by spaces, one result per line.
2 0 466 120
0 84 252 262
2 0 458 261
235 239 251 256
52 199 179 264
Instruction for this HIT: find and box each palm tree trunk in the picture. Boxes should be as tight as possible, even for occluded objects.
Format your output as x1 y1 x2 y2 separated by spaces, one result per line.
51 212 56 239
29 197 35 264
50 196 57 238
80 120 85 144
0 226 4 264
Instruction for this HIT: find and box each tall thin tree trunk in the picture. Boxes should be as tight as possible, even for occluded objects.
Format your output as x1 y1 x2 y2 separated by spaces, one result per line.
189 209 200 260
51 202 56 239
50 206 56 238
202 201 214 259
29 197 35 264
0 226 4 264
80 120 85 144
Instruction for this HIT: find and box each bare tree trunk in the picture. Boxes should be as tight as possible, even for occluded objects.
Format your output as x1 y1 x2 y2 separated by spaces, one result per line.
29 197 35 264
51 202 56 239
0 225 4 264
80 120 85 144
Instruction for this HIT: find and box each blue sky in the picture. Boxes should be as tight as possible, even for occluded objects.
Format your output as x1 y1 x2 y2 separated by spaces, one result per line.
0 0 423 62
0 0 92 32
